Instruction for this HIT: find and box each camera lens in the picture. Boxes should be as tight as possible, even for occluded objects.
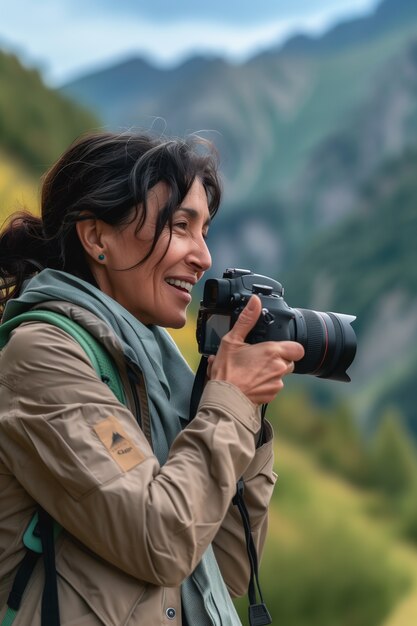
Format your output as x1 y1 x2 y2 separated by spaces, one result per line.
292 309 357 382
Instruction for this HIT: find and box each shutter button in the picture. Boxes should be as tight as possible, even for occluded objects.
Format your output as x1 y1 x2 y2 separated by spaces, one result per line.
166 607 176 620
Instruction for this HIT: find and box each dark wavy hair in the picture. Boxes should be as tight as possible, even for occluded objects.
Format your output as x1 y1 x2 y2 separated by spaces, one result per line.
0 131 221 312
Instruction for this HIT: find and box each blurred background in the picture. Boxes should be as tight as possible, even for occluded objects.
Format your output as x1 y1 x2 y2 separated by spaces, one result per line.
1 1 417 624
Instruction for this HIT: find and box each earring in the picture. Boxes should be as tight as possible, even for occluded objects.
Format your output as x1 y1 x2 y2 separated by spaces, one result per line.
98 253 105 261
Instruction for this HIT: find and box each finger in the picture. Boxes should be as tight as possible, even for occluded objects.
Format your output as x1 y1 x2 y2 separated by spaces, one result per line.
286 361 295 375
226 295 262 343
274 341 305 362
271 357 294 378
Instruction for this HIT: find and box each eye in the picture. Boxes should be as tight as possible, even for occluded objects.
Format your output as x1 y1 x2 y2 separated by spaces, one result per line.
174 221 188 231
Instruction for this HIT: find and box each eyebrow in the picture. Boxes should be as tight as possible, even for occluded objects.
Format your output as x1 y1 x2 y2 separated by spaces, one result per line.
175 207 211 228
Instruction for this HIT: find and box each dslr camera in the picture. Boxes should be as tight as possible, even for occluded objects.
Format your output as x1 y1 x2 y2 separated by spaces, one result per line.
196 269 357 382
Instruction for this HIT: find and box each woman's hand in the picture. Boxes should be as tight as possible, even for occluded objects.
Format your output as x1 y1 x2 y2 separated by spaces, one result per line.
208 295 305 405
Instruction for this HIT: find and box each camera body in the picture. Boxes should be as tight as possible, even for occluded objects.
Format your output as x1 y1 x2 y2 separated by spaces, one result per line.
196 268 357 382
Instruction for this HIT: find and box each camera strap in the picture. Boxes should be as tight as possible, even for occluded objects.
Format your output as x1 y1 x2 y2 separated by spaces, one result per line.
189 358 272 626
189 355 209 421
233 477 272 626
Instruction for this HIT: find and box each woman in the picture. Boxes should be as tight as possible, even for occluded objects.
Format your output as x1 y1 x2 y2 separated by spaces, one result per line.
0 132 303 625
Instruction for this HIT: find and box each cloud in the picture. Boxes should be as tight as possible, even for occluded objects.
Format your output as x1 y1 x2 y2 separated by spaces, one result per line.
78 0 378 26
0 0 379 86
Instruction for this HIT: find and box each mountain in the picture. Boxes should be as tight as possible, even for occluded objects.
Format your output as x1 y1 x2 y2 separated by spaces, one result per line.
3 0 417 438
276 0 417 55
60 0 417 295
61 0 417 209
204 36 417 282
281 37 417 247
61 55 228 132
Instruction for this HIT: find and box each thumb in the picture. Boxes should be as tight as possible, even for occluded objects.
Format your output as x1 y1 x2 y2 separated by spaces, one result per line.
227 295 262 343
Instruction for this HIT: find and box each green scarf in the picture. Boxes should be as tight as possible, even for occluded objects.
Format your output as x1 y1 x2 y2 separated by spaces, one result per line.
3 269 241 626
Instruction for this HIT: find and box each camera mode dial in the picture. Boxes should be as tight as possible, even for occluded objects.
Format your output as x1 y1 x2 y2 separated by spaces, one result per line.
252 284 273 296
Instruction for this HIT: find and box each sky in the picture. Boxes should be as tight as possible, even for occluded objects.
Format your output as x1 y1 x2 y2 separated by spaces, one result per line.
0 0 380 86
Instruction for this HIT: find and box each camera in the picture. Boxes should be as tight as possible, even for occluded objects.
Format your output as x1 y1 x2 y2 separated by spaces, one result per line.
196 269 357 382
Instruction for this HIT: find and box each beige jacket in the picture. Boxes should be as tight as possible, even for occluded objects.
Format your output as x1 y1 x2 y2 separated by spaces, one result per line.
0 304 276 625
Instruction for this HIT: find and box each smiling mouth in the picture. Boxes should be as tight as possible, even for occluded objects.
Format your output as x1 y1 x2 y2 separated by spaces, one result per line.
165 278 193 294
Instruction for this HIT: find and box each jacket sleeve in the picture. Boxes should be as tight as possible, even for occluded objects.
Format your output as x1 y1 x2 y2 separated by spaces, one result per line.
213 422 277 597
0 322 263 587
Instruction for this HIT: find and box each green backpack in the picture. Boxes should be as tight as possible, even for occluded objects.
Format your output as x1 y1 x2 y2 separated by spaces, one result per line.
0 310 126 626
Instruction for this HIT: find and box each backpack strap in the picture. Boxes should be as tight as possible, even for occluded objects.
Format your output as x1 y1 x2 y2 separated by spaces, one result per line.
0 310 126 404
0 310 127 626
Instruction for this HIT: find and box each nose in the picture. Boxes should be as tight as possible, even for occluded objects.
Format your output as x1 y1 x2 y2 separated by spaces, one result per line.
187 236 212 272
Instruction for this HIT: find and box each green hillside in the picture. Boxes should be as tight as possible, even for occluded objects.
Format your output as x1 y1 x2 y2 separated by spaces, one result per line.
0 49 100 225
0 150 38 222
251 435 417 626
0 50 99 175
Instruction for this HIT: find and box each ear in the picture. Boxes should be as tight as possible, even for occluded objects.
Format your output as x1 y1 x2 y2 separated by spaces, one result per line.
76 219 105 261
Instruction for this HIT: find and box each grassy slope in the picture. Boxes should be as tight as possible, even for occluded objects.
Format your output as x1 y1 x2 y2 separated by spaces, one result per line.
265 436 417 626
383 559 417 626
0 51 100 174
0 153 38 225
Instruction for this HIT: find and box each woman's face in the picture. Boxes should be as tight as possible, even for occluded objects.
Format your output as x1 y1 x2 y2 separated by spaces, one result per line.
94 178 212 327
